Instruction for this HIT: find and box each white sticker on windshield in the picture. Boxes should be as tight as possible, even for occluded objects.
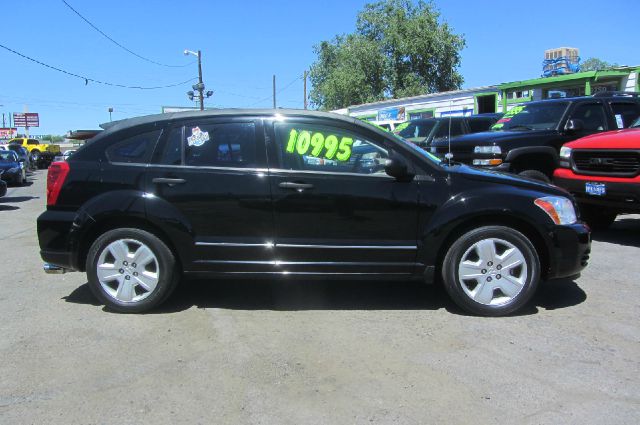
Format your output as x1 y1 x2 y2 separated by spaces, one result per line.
615 114 624 129
187 126 210 147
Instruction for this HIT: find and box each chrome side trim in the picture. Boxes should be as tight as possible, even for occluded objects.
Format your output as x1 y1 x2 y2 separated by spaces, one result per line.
195 241 416 250
277 243 417 250
193 260 416 266
195 242 274 248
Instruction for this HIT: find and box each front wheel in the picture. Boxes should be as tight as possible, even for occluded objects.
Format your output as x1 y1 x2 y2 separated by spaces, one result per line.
442 226 541 316
86 228 180 313
518 169 550 183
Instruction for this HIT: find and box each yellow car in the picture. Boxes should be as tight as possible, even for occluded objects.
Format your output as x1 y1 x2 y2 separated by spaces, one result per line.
8 137 61 168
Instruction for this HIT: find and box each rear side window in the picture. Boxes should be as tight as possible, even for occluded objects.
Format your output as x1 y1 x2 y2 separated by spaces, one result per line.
106 130 162 163
183 122 257 167
610 102 640 128
468 118 494 133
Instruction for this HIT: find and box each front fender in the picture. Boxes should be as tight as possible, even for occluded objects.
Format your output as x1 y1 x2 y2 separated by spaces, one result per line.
505 146 559 166
418 186 554 270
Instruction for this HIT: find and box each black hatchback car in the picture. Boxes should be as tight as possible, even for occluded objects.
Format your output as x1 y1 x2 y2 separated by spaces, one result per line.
38 110 590 316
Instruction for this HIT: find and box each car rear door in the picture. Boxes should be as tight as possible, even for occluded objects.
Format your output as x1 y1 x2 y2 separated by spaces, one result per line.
264 116 419 277
146 117 274 273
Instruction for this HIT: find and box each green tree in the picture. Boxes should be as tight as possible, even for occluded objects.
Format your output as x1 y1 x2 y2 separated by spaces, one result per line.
309 0 465 110
581 57 617 72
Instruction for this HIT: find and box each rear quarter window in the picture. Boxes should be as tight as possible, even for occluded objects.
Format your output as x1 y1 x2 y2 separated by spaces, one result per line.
106 130 162 164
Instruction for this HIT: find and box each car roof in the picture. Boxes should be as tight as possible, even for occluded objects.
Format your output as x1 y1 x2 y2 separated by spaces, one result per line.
99 108 386 136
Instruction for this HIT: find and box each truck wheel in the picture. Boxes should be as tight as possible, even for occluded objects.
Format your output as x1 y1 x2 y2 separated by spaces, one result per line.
86 228 181 313
580 205 616 231
518 169 550 183
442 226 540 316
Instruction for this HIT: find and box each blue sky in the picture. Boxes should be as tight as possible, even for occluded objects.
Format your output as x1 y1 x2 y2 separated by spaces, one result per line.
0 0 637 134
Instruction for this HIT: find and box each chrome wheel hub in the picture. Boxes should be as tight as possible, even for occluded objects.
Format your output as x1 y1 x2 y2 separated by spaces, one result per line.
457 238 527 306
96 239 159 303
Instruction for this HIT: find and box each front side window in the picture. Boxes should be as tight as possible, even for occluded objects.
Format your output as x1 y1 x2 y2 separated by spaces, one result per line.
492 102 568 131
183 122 256 167
274 122 389 175
570 103 607 132
27 139 38 145
106 129 162 163
433 119 465 141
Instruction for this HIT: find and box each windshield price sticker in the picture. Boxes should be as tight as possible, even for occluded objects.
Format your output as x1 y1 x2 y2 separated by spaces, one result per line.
492 105 526 130
286 129 353 161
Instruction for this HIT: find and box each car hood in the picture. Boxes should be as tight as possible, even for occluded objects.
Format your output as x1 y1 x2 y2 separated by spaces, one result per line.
445 163 566 195
431 129 560 147
565 128 640 149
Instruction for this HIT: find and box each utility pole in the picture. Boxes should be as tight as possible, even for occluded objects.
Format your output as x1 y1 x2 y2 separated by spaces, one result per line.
108 107 113 122
197 50 204 111
303 70 308 110
2 113 5 128
272 75 276 109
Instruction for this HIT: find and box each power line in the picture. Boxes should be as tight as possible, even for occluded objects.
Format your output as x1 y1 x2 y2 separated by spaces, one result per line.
247 75 302 107
0 43 197 90
61 0 193 68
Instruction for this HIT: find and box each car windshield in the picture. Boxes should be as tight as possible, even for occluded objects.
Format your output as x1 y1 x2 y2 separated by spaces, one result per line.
631 116 640 128
491 102 569 131
0 151 17 162
397 120 437 139
390 132 442 164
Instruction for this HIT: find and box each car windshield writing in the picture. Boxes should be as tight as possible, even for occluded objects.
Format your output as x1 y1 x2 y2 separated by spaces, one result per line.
491 102 568 131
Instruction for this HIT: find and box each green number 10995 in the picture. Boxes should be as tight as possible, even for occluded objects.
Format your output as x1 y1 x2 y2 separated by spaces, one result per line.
286 129 353 162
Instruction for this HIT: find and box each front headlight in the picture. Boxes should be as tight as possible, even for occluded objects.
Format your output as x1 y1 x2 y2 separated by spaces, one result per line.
534 196 577 225
474 145 501 154
559 146 572 160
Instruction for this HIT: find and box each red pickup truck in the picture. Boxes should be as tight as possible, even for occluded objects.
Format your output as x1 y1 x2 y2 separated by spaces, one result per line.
554 119 640 229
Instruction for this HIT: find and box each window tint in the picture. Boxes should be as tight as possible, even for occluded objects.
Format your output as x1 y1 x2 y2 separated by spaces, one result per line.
468 118 494 133
275 122 389 175
106 129 161 163
571 104 607 131
184 122 256 167
159 127 183 165
610 102 640 128
433 119 465 140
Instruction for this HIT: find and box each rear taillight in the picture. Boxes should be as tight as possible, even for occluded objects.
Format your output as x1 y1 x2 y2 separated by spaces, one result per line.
46 161 70 206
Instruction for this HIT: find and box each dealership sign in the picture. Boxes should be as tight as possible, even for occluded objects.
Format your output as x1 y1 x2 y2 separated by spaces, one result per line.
377 107 405 122
0 128 17 138
13 112 40 127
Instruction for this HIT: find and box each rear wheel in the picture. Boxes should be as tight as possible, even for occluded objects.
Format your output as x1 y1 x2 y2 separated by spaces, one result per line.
580 205 617 231
86 228 180 313
442 226 541 316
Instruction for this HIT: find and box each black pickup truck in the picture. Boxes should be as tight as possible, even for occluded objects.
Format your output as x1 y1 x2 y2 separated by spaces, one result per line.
430 93 640 182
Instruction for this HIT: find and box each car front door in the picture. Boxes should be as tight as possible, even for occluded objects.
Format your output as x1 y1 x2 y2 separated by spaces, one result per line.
265 117 419 276
146 117 274 273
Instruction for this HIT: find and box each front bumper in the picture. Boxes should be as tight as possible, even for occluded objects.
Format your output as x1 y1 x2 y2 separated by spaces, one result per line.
545 222 591 280
554 169 640 213
1 170 22 184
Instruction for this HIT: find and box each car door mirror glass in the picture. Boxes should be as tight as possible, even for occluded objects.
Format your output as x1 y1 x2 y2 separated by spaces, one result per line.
384 155 413 180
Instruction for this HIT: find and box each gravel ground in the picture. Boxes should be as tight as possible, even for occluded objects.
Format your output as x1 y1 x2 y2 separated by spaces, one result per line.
1 170 638 424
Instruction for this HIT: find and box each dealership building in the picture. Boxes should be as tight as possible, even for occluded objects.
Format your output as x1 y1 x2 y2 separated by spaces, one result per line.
335 65 639 126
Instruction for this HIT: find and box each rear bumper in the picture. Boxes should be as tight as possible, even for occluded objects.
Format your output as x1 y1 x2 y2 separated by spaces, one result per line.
37 209 80 271
545 222 591 280
554 169 640 212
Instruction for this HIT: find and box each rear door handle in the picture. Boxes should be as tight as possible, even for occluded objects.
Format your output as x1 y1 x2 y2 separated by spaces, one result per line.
152 177 186 186
279 182 314 190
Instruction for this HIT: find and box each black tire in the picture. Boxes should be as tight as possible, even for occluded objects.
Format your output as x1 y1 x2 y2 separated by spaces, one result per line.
580 205 617 231
30 150 40 164
518 169 550 183
86 228 180 313
442 225 541 316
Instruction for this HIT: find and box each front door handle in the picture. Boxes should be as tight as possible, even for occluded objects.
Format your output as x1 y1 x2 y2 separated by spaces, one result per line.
279 181 314 190
152 177 186 186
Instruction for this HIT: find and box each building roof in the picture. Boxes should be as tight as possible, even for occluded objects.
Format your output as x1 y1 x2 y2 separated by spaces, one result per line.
498 66 639 90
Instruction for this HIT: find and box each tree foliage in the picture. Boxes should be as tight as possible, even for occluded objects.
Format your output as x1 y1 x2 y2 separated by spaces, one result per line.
581 57 617 72
309 0 465 110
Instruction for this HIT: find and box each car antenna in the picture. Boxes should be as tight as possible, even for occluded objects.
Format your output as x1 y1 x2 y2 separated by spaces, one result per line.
445 95 453 166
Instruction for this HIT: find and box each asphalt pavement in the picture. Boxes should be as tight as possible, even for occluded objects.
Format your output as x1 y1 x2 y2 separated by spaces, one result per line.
1 170 638 424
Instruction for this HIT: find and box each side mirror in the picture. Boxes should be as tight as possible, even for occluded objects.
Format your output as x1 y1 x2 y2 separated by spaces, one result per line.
564 118 584 133
384 154 414 181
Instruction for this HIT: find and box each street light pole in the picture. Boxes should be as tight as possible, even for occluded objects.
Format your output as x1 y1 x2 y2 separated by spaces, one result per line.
197 50 204 111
